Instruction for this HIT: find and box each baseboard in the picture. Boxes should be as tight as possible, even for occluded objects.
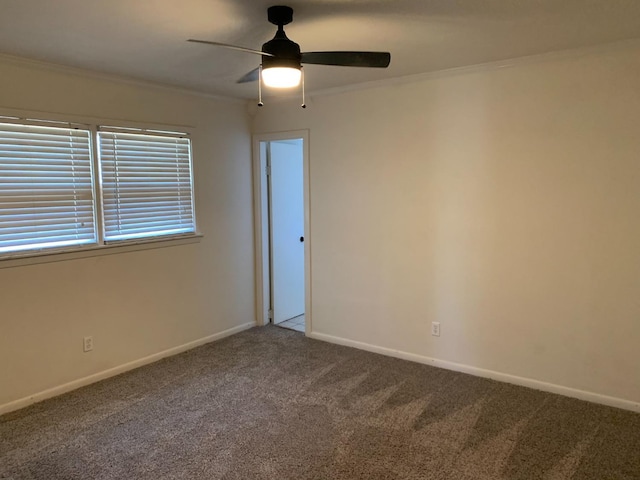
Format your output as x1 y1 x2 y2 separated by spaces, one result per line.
0 322 256 416
308 331 640 413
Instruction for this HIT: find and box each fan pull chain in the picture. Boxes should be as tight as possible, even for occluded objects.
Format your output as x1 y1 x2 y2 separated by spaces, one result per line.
301 66 306 109
258 66 264 107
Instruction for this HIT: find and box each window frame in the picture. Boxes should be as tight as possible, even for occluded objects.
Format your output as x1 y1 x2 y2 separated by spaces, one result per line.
0 113 200 266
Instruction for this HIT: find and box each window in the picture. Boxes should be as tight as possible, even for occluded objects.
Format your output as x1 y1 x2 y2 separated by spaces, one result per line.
0 118 196 260
0 121 96 254
98 129 195 242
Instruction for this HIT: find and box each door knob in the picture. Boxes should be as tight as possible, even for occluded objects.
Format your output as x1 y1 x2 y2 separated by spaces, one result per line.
299 236 304 242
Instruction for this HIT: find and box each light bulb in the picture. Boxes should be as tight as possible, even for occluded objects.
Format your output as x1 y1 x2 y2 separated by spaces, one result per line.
262 67 302 88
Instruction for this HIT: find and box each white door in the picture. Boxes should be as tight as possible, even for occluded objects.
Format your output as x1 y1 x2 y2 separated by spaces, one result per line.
269 139 305 324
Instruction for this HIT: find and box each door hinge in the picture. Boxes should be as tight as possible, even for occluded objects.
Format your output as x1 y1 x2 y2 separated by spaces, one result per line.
265 164 271 176
268 309 273 320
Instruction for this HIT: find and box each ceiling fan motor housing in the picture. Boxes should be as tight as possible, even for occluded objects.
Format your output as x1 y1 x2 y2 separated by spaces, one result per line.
262 30 301 70
262 6 301 70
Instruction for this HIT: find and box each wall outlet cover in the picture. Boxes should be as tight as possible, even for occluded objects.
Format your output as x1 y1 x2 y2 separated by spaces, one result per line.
431 322 441 337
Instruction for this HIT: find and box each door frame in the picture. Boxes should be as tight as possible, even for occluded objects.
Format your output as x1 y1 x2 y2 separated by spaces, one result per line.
252 130 311 335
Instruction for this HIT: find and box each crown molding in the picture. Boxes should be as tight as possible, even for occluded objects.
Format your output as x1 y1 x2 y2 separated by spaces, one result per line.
3 37 640 108
0 52 245 105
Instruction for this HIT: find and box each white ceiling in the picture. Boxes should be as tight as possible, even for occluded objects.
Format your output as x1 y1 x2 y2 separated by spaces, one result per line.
1 0 640 99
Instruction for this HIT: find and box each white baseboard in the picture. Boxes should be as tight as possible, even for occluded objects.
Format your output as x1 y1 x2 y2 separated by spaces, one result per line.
0 322 255 416
308 331 640 413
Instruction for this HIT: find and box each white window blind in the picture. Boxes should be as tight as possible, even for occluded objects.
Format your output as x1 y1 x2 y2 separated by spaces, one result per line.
98 130 195 242
0 122 96 254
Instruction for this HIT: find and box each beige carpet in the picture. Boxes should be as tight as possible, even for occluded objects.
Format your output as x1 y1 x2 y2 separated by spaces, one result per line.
1 326 639 479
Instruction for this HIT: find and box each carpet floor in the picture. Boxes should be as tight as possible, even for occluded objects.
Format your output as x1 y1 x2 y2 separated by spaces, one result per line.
1 326 639 479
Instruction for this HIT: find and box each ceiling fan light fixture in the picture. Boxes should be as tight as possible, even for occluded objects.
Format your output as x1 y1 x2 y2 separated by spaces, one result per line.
262 66 301 88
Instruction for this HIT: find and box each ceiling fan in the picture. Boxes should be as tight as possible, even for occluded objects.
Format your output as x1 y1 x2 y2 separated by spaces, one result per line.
188 5 391 98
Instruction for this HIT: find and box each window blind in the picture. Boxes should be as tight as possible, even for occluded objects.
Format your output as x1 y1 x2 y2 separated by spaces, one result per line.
0 122 96 254
98 130 195 242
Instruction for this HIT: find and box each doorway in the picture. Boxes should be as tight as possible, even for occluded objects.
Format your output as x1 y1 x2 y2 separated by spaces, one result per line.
253 131 310 334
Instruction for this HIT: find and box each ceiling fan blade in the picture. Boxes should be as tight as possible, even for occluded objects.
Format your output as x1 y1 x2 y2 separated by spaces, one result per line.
187 39 273 57
301 51 390 68
237 67 260 84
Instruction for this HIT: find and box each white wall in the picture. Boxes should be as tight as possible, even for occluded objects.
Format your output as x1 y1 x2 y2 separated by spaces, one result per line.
252 43 640 408
0 58 255 409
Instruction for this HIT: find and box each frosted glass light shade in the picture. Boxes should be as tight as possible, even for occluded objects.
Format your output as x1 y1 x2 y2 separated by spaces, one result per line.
262 67 301 88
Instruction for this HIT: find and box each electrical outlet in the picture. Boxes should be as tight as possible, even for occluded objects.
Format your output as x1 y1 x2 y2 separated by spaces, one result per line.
83 336 93 352
431 322 441 337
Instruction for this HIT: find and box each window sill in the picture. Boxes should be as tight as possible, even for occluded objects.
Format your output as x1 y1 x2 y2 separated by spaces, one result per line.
0 234 203 270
